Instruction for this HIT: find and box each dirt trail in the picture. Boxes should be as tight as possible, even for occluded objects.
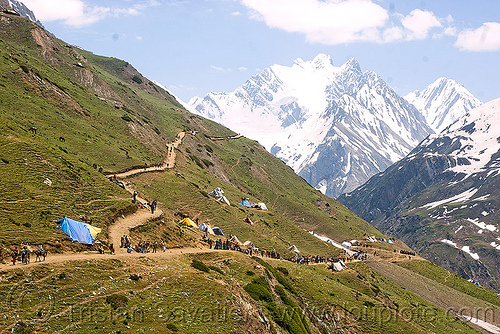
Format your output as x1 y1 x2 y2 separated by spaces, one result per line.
209 134 242 141
0 131 191 270
0 247 219 270
112 131 185 179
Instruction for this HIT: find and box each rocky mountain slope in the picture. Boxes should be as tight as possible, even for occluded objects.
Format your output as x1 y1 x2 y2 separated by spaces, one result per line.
339 99 500 289
405 77 482 133
187 54 432 198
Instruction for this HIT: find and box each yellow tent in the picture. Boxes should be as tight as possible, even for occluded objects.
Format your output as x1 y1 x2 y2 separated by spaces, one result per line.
85 224 102 239
205 224 215 235
179 217 197 228
229 235 243 246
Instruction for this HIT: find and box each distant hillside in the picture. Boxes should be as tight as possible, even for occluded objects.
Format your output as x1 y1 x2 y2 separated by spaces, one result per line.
340 99 500 289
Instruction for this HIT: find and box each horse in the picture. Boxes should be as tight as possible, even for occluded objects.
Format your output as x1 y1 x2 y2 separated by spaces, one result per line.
20 248 30 264
29 126 37 134
34 249 47 262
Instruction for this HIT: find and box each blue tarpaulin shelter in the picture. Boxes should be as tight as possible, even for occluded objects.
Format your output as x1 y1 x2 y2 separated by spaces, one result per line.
56 217 101 245
212 227 224 236
238 199 252 207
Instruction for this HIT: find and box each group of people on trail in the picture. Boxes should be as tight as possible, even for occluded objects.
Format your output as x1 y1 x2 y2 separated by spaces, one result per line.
3 244 46 265
400 249 416 256
143 162 163 170
124 238 167 254
202 236 257 256
287 253 364 266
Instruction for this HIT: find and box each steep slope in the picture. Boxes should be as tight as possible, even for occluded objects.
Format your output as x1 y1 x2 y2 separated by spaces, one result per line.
339 98 500 289
0 10 381 255
187 54 432 198
1 11 499 334
405 77 481 133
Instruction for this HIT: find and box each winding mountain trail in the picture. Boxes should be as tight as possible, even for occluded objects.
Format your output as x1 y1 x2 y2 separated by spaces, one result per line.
0 131 200 270
112 131 185 179
208 134 242 141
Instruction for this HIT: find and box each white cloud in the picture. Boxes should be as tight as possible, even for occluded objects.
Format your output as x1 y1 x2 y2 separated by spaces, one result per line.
240 0 458 45
232 11 242 16
454 22 500 52
401 9 442 40
136 36 143 40
238 66 248 72
241 0 389 44
19 0 159 27
210 65 232 73
382 26 404 43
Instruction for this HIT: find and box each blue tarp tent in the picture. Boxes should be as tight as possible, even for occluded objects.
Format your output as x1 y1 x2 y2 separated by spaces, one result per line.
213 227 224 236
238 199 252 207
56 217 101 245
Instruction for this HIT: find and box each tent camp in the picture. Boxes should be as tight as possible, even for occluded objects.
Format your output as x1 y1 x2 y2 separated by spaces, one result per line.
238 199 252 208
179 217 197 228
56 217 101 245
288 245 300 253
229 235 243 245
208 187 231 205
198 222 215 235
212 227 224 236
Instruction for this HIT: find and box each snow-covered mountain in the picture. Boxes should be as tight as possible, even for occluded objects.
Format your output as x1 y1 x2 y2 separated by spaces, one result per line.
4 0 45 28
405 77 481 133
187 54 432 198
339 98 500 289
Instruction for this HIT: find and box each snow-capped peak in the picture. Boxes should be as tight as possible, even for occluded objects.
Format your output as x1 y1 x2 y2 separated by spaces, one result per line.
312 53 333 68
187 54 432 198
417 98 500 178
7 0 45 28
405 77 481 133
340 58 361 73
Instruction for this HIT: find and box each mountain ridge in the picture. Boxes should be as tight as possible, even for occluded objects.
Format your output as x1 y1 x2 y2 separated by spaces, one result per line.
339 98 500 289
187 54 433 198
405 77 481 133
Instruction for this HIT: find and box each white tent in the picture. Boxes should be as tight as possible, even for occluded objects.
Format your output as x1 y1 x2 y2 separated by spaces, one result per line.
331 260 347 272
256 203 268 210
342 241 352 248
288 245 300 253
229 235 243 245
198 222 215 235
208 187 231 205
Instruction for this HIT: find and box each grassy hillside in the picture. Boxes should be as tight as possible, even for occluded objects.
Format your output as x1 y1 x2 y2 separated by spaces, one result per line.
1 12 499 334
0 12 383 255
0 252 486 334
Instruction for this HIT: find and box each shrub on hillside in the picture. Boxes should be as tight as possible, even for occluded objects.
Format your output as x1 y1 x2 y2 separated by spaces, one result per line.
244 276 273 303
105 294 128 309
191 260 210 273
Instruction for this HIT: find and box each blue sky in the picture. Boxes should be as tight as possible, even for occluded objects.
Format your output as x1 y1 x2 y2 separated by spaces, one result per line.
21 0 500 103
